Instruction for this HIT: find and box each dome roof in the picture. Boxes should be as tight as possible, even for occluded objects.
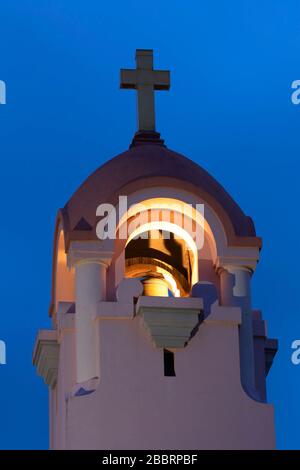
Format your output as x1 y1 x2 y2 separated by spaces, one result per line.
58 136 260 250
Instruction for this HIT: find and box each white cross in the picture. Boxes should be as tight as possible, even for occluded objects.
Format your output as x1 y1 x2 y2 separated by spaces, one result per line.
120 50 170 132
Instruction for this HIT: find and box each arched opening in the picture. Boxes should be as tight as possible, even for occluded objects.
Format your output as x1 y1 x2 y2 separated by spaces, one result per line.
124 219 199 297
112 194 226 299
53 229 75 314
126 230 191 297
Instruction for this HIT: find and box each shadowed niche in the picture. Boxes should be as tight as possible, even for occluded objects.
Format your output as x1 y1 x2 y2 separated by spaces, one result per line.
125 229 193 297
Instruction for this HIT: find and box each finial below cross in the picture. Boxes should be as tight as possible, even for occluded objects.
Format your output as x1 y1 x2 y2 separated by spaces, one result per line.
120 50 170 132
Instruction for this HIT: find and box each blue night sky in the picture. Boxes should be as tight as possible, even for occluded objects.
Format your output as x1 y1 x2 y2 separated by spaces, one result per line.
0 1 300 449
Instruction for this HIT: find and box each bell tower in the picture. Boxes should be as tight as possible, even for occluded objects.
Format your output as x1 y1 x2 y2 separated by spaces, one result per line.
33 50 277 450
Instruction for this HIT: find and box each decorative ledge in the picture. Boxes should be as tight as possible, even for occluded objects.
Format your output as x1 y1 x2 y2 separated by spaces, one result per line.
130 130 166 147
136 296 203 349
33 330 59 389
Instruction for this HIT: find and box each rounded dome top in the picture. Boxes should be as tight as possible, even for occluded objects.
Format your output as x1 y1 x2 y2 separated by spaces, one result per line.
58 139 259 250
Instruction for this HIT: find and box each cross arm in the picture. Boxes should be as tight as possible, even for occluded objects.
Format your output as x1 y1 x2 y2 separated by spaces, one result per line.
120 69 137 89
153 70 170 90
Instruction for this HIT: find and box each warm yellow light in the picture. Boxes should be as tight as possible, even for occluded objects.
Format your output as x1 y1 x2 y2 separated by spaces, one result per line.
118 197 209 235
126 221 199 286
162 272 180 297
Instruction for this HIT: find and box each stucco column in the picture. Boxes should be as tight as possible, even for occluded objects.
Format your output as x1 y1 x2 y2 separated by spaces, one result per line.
75 260 107 383
219 265 256 396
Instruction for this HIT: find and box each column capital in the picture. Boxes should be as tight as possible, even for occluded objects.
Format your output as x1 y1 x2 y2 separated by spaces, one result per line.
216 264 253 276
67 241 114 268
215 256 257 275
